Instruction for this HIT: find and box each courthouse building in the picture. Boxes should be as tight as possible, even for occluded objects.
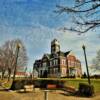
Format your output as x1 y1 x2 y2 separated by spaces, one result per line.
33 39 82 78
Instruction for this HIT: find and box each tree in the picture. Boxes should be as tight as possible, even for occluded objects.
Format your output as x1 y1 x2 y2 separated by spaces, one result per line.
82 72 87 78
55 0 100 34
92 49 100 72
0 48 7 80
0 39 28 81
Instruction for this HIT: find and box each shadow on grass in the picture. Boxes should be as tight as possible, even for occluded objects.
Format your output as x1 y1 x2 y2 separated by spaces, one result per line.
16 90 33 94
0 88 10 91
59 92 75 96
59 91 95 98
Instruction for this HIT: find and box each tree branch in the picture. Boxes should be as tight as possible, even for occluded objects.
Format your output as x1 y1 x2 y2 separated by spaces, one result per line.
56 4 100 13
55 0 100 33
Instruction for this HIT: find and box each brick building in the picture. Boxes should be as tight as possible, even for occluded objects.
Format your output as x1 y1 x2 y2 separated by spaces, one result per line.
33 39 82 78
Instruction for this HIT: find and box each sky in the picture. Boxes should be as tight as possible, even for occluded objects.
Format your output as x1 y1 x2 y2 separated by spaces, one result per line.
0 0 100 74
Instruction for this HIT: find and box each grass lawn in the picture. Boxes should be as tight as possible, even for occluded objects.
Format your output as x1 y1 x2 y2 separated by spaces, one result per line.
36 78 100 94
0 79 12 89
63 79 100 94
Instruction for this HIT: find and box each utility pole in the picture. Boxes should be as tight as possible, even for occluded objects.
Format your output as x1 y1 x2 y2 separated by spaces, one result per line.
82 45 91 85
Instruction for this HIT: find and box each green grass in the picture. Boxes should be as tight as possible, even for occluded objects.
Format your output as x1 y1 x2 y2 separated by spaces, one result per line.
62 79 100 93
0 79 12 89
35 78 100 93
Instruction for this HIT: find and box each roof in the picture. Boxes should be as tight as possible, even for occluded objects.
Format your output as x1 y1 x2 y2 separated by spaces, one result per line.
64 51 71 56
67 55 81 63
15 72 26 75
57 50 71 57
51 39 60 46
43 53 51 59
34 51 71 63
67 55 76 60
34 59 41 65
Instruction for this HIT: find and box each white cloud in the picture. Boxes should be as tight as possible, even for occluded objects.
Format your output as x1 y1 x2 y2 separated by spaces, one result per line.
0 23 99 73
0 23 62 70
56 30 100 73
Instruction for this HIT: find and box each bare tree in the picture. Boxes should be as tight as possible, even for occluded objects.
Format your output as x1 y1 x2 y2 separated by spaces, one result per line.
1 41 15 80
0 48 8 80
92 49 100 72
55 0 100 34
0 39 28 81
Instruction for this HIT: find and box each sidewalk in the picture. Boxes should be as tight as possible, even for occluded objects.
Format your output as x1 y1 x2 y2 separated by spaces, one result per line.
0 90 100 100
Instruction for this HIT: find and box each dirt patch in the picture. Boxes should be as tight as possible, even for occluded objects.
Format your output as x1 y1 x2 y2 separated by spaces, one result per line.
0 90 100 100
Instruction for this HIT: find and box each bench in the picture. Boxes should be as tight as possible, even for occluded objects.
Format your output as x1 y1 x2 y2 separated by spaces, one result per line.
24 85 34 92
47 84 57 89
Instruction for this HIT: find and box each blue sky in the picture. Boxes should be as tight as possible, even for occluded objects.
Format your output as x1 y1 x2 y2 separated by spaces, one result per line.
0 0 100 74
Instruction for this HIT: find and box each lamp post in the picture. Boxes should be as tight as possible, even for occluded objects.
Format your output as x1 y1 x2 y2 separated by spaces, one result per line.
12 43 20 82
66 57 69 78
82 45 91 85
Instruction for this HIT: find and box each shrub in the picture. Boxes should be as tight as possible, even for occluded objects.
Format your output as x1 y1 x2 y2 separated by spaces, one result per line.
10 80 25 90
78 83 94 97
10 79 34 90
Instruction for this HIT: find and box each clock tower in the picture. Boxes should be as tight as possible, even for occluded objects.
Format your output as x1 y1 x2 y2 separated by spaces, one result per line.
51 39 60 54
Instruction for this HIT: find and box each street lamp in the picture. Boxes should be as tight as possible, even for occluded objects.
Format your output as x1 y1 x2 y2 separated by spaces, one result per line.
82 45 91 85
66 57 69 78
12 43 20 82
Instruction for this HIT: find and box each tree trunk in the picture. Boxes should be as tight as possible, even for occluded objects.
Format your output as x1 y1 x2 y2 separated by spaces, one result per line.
8 72 11 81
8 69 11 81
1 70 5 80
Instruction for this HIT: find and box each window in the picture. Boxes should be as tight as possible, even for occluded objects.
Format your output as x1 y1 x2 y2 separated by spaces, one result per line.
43 62 46 67
53 59 56 65
53 68 56 74
55 59 58 65
52 59 57 66
50 61 52 66
69 68 75 76
62 59 66 65
62 68 66 75
55 68 58 73
70 61 75 67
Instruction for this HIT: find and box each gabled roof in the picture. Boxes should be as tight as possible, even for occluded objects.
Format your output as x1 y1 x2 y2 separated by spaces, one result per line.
42 53 51 59
64 51 71 56
57 50 71 57
34 59 41 64
58 51 65 56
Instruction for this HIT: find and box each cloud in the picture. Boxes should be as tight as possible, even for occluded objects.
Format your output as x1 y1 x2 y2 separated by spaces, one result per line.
0 22 99 73
57 30 100 73
0 23 62 70
0 0 99 73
